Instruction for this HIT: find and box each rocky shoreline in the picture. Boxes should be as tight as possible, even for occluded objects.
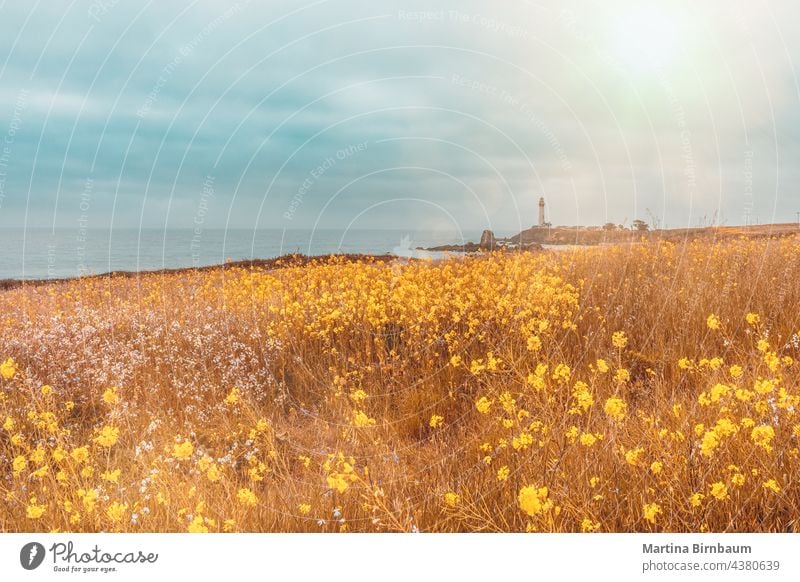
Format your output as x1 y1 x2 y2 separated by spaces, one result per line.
421 222 800 252
420 229 543 252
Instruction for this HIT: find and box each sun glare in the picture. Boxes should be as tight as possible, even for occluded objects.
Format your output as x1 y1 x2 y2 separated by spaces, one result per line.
611 7 677 72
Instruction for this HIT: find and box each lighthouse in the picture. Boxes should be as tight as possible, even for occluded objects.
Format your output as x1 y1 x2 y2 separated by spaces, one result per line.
538 197 545 227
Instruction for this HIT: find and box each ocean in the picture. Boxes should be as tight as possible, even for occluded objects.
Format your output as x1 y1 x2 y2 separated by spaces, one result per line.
0 228 486 280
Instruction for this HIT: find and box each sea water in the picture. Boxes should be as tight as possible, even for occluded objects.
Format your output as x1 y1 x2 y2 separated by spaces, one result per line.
0 228 485 280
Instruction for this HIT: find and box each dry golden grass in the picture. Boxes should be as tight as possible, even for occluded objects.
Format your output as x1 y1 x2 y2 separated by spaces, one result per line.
1 237 799 532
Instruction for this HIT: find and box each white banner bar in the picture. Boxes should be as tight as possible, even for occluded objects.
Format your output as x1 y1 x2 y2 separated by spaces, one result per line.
1 533 799 582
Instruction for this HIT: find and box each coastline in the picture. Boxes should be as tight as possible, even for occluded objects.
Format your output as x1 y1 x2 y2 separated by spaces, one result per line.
0 253 397 291
0 221 797 290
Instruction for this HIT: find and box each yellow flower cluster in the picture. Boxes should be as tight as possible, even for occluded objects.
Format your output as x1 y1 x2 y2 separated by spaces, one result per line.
518 485 553 517
324 452 361 494
604 397 627 422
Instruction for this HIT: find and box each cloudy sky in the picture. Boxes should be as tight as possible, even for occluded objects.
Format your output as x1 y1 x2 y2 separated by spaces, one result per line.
0 0 798 235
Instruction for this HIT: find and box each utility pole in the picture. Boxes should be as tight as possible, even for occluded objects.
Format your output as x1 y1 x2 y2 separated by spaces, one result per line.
796 211 800 227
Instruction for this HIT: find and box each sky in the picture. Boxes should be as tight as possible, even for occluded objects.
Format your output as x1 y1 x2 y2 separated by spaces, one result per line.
0 0 798 236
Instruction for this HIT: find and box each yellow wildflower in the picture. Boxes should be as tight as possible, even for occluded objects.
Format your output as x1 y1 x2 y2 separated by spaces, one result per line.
572 382 593 412
172 440 194 460
496 466 510 481
751 425 775 452
71 446 89 463
327 473 349 494
224 388 241 406
614 368 631 384
709 482 728 501
31 447 45 465
26 498 46 519
518 485 552 517
12 455 27 476
714 418 738 437
581 518 601 532
475 396 493 414
709 383 730 402
612 331 628 349
237 488 258 507
643 502 662 524
93 426 120 448
754 378 775 395
101 469 121 483
80 489 99 512
0 357 17 379
206 464 222 482
352 410 376 427
443 492 460 507
349 389 367 404
470 359 486 375
188 515 208 533
512 432 534 450
102 386 119 405
197 455 212 472
625 447 644 466
105 501 128 523
499 392 516 414
701 430 720 457
604 397 627 422
551 363 571 383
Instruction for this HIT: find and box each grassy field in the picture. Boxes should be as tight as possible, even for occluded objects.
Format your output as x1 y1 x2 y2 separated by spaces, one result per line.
1 236 799 532
513 222 800 246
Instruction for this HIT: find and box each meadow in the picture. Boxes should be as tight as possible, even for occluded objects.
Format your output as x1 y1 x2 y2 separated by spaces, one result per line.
1 236 799 533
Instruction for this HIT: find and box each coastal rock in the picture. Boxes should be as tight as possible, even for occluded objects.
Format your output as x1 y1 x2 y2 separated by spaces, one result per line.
479 229 496 249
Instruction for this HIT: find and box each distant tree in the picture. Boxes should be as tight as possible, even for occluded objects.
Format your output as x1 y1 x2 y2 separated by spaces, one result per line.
603 222 617 231
632 219 649 231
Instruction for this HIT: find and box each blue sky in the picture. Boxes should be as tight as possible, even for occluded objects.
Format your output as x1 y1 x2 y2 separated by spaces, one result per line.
0 0 798 235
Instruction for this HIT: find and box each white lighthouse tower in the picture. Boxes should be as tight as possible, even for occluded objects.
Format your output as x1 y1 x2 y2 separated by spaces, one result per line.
538 197 545 227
